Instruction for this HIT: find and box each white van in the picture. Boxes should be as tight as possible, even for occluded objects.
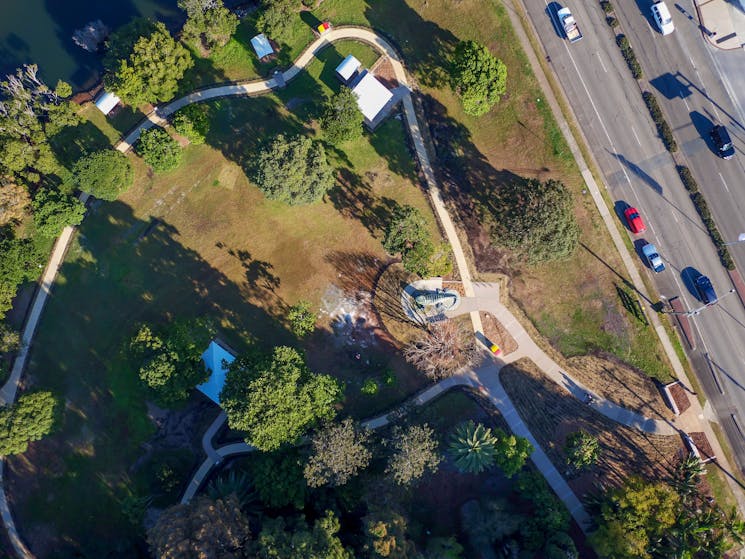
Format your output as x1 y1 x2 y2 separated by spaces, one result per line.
651 1 674 35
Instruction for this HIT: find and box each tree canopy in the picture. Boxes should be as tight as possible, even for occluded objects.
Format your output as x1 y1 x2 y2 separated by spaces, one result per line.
172 104 210 145
72 150 134 201
405 320 478 381
221 346 342 451
130 318 214 406
254 134 334 205
0 236 44 319
31 188 86 238
287 300 317 338
136 127 183 172
564 430 600 473
257 0 297 42
251 447 308 509
180 0 238 52
492 427 532 478
383 204 450 277
147 494 251 559
304 418 372 488
385 423 441 485
450 40 507 117
448 420 499 474
105 21 193 106
321 87 364 145
0 391 57 456
256 510 352 559
489 177 579 264
0 65 78 184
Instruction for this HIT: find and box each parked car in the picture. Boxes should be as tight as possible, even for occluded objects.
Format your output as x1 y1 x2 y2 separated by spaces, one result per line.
710 124 735 160
624 207 646 234
651 1 674 35
642 243 665 272
694 274 717 305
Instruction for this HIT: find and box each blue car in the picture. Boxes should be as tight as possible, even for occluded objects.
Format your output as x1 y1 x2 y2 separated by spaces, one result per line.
695 275 717 305
642 243 665 273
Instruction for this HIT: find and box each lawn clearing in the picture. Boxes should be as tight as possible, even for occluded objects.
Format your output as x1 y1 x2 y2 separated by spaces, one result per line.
10 64 437 555
501 358 684 499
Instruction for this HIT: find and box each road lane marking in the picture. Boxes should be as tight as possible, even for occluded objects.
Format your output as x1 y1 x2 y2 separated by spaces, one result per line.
631 126 642 146
720 172 730 192
690 56 696 69
597 53 607 73
682 97 690 111
672 210 679 223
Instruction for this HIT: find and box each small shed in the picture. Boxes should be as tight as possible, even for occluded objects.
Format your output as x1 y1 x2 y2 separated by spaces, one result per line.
197 340 236 405
251 33 275 60
352 71 394 125
335 54 361 84
94 90 120 116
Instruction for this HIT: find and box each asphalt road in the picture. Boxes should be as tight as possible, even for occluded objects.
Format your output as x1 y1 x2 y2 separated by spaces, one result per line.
524 0 745 473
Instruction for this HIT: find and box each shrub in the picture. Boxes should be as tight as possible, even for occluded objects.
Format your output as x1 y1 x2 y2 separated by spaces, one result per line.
360 378 379 395
601 1 614 14
172 104 210 145
606 16 619 28
642 91 677 152
136 127 182 172
676 165 698 193
287 300 316 338
688 191 735 270
616 34 643 79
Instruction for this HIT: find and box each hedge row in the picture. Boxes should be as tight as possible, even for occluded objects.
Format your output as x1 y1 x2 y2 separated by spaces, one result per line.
606 16 619 28
642 91 678 152
601 0 614 14
676 165 735 270
616 34 643 79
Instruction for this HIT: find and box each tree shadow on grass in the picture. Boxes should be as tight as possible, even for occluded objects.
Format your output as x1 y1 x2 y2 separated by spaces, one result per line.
417 92 524 273
362 0 459 89
7 200 293 557
50 119 112 169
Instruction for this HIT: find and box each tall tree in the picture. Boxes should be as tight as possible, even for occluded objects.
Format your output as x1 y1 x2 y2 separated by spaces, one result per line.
31 188 86 238
180 0 238 52
105 22 193 106
256 510 352 559
221 346 342 451
362 509 418 558
130 318 214 407
590 477 679 559
304 418 372 488
287 300 317 338
449 40 507 117
404 320 478 381
490 178 579 265
0 65 78 183
0 182 31 226
172 104 210 145
382 204 440 277
72 150 134 201
254 134 334 205
385 423 441 486
257 0 297 42
0 235 44 319
147 494 251 559
321 87 364 145
136 127 183 172
251 447 308 509
448 420 498 474
0 391 57 456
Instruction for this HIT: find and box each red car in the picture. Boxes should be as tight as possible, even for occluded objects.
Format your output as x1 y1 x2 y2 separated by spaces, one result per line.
624 207 646 234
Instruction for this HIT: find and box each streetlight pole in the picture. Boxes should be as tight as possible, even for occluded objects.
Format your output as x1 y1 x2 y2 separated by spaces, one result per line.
725 233 745 246
661 289 737 317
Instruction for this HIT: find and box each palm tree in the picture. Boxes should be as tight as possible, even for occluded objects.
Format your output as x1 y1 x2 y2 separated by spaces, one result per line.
207 468 261 517
448 420 498 474
670 453 704 500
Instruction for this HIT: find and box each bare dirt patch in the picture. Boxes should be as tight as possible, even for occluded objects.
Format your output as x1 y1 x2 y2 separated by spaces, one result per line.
480 312 518 356
501 358 685 497
566 352 672 420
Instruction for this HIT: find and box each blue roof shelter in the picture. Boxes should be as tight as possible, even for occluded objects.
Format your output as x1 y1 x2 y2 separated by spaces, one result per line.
197 340 236 405
250 34 275 60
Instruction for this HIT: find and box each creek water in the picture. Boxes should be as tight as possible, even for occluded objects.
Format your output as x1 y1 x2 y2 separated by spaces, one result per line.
0 0 180 90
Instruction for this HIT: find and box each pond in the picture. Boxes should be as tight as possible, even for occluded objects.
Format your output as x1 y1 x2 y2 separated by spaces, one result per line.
0 0 181 91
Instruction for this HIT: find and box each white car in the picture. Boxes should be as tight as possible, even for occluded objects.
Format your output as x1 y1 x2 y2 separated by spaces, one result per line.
651 1 674 35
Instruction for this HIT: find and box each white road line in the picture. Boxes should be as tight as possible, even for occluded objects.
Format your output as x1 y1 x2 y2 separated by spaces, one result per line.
672 210 679 223
597 53 607 73
631 126 642 146
690 56 696 69
683 97 690 111
720 172 730 193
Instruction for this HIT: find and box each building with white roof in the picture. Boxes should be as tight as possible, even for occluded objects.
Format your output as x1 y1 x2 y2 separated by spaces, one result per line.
94 90 120 116
351 71 394 127
250 33 274 60
335 54 361 84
